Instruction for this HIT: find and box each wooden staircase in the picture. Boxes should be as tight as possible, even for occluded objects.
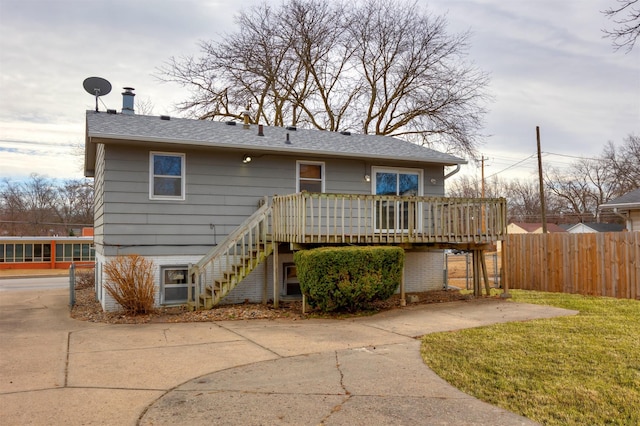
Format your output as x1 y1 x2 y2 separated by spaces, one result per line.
187 200 273 310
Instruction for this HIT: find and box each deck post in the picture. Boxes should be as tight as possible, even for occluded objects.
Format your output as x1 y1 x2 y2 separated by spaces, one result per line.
472 249 481 297
187 263 193 309
500 237 511 298
400 262 406 306
273 242 279 308
480 250 491 295
262 263 268 305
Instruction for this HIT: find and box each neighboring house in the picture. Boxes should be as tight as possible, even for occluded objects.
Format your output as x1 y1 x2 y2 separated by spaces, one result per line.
84 93 507 312
599 188 640 232
507 222 567 234
565 222 625 233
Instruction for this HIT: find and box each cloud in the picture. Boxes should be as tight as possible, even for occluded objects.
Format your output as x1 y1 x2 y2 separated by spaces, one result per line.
0 0 638 183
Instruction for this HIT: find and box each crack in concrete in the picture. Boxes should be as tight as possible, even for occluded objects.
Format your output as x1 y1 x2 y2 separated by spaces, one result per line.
318 351 352 425
216 323 285 358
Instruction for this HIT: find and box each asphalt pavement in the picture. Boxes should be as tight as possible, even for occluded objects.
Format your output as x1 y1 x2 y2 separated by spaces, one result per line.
0 286 579 425
0 276 69 292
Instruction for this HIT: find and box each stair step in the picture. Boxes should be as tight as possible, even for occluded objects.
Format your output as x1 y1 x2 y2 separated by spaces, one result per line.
189 205 274 310
206 284 222 294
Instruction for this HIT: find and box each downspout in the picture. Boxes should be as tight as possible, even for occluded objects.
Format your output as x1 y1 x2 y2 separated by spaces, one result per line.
443 164 461 180
612 208 631 231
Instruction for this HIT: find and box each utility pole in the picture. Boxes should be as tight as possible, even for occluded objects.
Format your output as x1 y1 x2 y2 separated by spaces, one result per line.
480 156 487 233
481 156 486 198
536 126 548 233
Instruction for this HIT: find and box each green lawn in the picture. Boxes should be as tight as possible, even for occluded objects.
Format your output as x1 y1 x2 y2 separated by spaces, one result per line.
421 290 640 425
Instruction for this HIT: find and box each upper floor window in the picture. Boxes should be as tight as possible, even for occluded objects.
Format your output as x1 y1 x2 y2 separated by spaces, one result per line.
297 161 325 193
150 152 185 200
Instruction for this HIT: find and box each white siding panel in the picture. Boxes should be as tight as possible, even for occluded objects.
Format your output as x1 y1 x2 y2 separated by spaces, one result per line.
404 251 445 292
630 211 640 232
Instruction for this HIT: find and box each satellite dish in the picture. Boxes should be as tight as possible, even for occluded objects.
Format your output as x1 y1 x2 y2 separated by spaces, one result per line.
83 77 112 112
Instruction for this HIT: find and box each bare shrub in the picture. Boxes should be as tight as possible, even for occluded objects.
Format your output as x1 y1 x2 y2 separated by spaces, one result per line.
74 268 95 290
103 255 156 314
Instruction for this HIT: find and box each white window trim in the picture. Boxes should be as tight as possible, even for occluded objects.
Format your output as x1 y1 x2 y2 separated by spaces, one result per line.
371 166 423 233
149 151 186 201
160 265 190 305
296 160 325 193
370 166 423 196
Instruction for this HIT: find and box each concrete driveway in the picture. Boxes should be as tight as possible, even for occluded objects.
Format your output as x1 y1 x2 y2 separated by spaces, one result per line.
0 288 577 425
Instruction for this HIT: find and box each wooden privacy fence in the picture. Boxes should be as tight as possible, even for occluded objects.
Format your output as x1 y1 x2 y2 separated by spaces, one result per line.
505 232 640 299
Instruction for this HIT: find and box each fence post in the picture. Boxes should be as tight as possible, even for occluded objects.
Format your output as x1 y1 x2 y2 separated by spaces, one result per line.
69 263 76 310
465 252 471 290
443 252 449 289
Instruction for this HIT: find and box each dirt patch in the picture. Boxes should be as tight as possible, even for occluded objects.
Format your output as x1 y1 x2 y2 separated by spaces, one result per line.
70 286 471 324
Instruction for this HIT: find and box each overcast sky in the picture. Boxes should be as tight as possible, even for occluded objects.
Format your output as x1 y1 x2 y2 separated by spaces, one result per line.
0 0 638 183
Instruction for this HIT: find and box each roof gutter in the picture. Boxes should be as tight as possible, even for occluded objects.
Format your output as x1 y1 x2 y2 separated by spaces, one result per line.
443 164 461 180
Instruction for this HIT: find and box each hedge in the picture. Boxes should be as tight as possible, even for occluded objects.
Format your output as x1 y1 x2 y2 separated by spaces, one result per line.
293 246 404 312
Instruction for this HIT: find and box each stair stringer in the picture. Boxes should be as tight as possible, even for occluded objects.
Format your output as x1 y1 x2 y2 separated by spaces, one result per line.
187 201 273 310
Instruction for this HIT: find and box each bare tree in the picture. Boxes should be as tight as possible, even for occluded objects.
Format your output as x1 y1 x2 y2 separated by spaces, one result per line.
446 175 481 198
20 174 58 235
446 174 506 199
0 179 27 235
348 0 489 156
603 0 640 52
158 0 490 158
503 179 544 223
545 164 601 223
53 179 94 234
602 134 640 194
0 175 94 236
135 97 155 115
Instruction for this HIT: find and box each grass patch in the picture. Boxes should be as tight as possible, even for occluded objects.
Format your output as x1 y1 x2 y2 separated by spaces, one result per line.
421 290 640 425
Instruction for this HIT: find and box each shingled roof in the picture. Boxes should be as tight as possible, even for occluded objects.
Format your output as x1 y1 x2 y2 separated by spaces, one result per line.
600 188 640 210
84 111 466 176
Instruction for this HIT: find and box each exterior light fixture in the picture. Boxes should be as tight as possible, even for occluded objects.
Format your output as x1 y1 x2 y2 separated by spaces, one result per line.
364 174 371 182
243 155 252 164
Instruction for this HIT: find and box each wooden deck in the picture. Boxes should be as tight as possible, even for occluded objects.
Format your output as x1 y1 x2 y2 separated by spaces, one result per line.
189 193 508 310
271 193 507 246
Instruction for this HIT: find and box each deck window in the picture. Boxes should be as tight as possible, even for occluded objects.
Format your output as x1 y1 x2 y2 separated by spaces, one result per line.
373 167 422 231
150 152 185 200
161 266 190 304
297 161 324 193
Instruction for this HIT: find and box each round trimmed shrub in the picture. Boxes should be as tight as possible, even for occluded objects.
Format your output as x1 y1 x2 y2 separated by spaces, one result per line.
294 246 404 312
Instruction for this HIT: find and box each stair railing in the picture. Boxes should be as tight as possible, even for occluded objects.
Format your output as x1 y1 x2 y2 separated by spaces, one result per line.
188 197 272 310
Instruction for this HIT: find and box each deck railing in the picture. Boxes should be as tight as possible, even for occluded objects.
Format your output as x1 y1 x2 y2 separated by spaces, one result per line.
272 192 507 245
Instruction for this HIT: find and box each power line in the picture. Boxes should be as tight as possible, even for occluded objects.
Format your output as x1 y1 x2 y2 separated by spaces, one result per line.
485 153 537 179
543 151 601 161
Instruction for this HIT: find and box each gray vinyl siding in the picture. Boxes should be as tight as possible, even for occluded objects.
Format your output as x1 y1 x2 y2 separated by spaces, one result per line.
93 143 105 255
100 142 446 256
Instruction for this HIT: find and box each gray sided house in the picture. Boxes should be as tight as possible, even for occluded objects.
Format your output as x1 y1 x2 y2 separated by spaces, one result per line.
599 188 640 232
84 108 507 312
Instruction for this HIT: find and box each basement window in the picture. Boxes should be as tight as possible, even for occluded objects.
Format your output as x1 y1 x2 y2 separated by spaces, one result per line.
150 152 185 200
161 266 189 304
